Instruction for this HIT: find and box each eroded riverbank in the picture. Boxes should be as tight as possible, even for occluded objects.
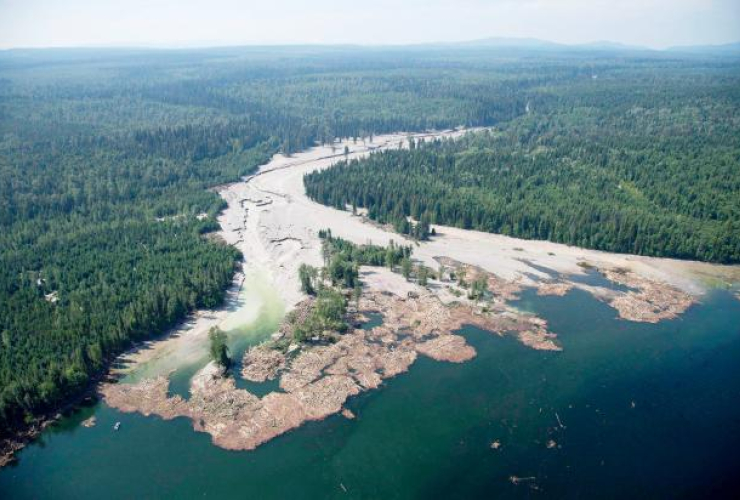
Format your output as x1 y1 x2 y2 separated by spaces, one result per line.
102 267 564 449
3 123 740 492
97 129 738 455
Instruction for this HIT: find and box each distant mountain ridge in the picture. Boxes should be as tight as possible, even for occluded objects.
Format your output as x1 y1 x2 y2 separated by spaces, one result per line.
2 37 739 57
455 37 648 51
457 37 740 55
455 37 564 49
666 42 740 54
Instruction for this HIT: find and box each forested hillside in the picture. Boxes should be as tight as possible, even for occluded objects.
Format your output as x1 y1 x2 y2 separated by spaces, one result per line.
306 62 740 263
0 46 550 436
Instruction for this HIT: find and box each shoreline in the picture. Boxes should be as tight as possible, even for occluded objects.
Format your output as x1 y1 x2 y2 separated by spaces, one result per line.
6 127 739 465
101 265 562 452
0 372 105 467
100 127 738 453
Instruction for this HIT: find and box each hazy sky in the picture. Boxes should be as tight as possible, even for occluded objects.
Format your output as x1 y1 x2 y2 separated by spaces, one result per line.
1 0 738 50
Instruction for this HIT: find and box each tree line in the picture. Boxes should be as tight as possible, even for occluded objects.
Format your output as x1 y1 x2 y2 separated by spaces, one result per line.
305 69 740 263
2 46 738 440
0 46 561 436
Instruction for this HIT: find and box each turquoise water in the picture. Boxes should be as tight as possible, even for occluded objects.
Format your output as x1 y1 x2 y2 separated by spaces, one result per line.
129 270 285 401
2 288 740 499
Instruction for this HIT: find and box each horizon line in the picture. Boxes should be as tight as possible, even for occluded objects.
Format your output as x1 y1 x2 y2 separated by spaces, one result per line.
2 36 740 53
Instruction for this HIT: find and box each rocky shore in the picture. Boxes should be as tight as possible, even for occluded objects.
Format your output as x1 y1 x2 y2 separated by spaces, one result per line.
434 256 693 325
102 276 565 452
94 129 719 460
601 268 694 323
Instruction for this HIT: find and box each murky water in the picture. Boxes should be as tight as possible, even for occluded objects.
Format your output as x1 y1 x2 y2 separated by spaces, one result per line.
126 269 285 400
2 286 739 499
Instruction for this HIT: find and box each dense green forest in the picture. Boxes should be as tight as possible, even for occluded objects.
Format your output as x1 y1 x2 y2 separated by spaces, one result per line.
306 63 740 263
0 46 560 436
1 46 739 439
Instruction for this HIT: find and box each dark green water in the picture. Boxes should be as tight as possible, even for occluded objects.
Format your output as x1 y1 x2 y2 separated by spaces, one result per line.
361 312 384 330
2 288 740 499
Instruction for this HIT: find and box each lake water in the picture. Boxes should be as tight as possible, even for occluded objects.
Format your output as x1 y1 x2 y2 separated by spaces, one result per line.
2 287 739 499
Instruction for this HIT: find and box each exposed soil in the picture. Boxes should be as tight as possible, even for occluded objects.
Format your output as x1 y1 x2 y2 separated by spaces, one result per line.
537 282 574 297
435 256 694 325
601 268 694 323
4 129 733 467
95 123 711 460
241 346 286 382
416 335 476 363
435 256 524 301
102 282 562 452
